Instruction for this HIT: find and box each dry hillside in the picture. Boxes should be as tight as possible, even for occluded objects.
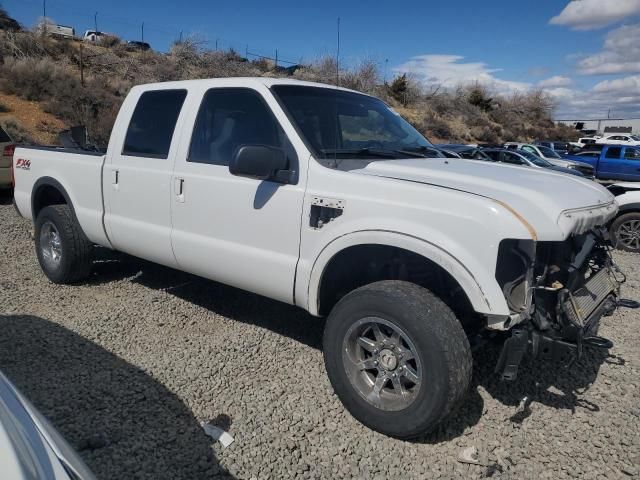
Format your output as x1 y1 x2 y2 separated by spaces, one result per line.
0 9 578 147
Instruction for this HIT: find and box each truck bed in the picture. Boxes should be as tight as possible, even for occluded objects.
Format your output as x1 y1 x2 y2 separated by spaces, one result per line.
12 145 111 248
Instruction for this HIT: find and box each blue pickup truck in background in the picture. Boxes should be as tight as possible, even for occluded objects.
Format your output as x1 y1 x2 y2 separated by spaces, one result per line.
563 145 640 181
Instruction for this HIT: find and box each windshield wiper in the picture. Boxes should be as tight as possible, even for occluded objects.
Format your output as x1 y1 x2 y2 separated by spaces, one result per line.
320 148 400 159
399 145 443 158
320 146 438 159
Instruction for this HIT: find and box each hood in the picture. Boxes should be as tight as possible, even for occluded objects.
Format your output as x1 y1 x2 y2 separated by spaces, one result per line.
354 158 617 240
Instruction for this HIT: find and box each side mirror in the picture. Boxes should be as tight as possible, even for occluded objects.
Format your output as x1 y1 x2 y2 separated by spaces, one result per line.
230 145 290 182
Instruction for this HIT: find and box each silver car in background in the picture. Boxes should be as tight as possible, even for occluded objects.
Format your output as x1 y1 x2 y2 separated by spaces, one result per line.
0 371 96 480
504 142 595 177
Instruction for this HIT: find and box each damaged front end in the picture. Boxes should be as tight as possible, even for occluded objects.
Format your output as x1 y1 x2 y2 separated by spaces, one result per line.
493 227 638 381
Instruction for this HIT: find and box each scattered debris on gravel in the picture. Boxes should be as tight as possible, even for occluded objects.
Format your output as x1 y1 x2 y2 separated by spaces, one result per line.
0 194 639 479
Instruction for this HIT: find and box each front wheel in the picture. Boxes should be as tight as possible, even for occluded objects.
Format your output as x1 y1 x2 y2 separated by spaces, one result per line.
323 280 472 439
610 212 640 253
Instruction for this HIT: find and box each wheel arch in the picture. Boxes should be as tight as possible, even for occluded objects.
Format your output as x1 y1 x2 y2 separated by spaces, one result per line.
31 177 77 223
617 203 640 214
306 230 503 317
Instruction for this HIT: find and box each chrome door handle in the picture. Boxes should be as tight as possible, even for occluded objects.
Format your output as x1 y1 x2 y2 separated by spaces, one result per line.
174 177 185 202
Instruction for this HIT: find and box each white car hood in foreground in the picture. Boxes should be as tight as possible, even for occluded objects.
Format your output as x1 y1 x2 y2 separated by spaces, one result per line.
355 158 617 240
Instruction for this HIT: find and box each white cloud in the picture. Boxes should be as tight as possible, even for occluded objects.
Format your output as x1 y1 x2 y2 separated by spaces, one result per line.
577 23 640 74
537 75 573 88
549 75 640 118
393 54 530 95
550 0 640 30
592 74 640 93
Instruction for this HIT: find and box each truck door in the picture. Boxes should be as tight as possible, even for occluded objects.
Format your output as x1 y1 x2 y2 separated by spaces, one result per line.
619 147 640 181
170 86 306 304
598 146 623 180
103 88 188 267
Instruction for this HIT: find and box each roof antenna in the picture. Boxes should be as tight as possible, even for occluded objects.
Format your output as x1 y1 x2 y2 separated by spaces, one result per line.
336 17 340 87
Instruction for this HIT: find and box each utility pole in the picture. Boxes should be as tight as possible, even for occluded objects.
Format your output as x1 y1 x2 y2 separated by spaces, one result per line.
384 58 388 83
42 0 47 35
215 38 219 50
275 49 278 69
94 12 98 33
79 43 85 87
141 22 144 42
245 44 248 59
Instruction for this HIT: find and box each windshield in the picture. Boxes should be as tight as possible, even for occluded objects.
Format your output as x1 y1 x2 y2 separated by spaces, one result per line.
536 145 562 158
517 150 553 167
271 85 434 163
631 135 640 141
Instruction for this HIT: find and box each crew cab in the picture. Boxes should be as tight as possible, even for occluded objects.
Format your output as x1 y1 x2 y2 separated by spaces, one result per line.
564 145 640 182
12 78 637 438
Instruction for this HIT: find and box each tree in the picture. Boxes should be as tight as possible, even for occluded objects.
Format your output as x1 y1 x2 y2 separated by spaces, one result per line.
388 73 409 105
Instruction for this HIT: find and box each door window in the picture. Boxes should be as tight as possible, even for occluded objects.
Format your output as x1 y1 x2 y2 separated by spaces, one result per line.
501 152 526 165
188 88 287 166
624 148 640 160
122 90 187 159
605 147 622 158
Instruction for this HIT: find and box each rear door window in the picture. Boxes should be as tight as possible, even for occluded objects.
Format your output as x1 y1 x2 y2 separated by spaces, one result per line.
122 89 187 159
605 147 622 158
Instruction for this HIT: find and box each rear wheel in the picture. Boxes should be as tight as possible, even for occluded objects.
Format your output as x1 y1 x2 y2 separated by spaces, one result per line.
610 212 640 253
35 205 93 284
323 280 472 439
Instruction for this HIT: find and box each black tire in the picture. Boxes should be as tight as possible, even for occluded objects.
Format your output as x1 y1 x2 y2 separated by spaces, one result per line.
323 280 472 439
610 212 640 253
34 205 93 284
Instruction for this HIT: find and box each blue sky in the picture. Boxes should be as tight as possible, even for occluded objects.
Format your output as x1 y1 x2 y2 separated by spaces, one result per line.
5 0 640 118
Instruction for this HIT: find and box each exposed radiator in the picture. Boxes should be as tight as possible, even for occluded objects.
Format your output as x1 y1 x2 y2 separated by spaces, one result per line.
563 267 618 327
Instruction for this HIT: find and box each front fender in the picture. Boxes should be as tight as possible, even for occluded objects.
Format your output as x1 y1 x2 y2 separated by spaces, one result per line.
296 229 510 317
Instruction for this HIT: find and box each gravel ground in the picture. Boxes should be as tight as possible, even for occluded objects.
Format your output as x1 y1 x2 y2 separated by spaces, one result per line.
0 193 639 479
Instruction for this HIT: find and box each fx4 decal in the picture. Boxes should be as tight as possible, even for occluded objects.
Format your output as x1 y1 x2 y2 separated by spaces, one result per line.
15 158 31 170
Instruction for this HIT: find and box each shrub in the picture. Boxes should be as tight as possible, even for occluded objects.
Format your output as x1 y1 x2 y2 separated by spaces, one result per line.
100 34 121 48
0 56 72 101
0 117 33 143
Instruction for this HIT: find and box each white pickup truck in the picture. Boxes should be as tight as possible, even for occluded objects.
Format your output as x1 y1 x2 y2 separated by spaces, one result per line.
12 78 636 438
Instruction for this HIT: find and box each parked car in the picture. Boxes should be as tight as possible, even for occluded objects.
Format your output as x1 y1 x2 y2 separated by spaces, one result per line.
0 126 15 190
126 40 151 51
12 78 635 439
595 134 640 146
82 30 115 43
436 144 492 160
47 24 75 39
0 370 96 480
504 142 595 176
608 183 640 253
534 140 571 154
563 145 640 182
481 148 586 177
